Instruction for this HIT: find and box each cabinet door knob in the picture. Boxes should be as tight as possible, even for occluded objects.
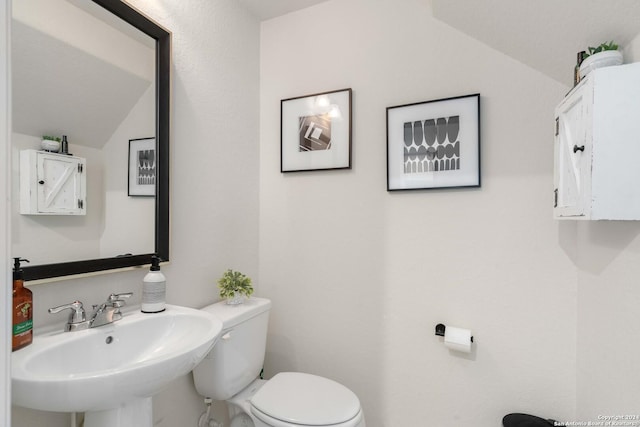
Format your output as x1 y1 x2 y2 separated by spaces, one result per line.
573 145 585 153
38 180 45 185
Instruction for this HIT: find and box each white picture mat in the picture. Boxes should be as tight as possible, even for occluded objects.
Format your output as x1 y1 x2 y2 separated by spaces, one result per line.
387 95 480 190
281 89 351 171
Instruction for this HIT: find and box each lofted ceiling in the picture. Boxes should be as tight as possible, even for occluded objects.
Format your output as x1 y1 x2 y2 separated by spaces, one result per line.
12 20 151 148
16 0 639 142
12 0 155 148
241 0 640 87
431 0 640 86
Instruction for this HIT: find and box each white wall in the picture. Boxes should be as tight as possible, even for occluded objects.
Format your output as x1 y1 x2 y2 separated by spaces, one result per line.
100 84 155 257
259 0 576 425
10 0 260 425
575 222 640 422
1 1 12 425
574 35 640 423
623 31 640 63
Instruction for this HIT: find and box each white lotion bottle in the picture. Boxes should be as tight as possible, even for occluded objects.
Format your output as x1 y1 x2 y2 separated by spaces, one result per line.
141 255 166 313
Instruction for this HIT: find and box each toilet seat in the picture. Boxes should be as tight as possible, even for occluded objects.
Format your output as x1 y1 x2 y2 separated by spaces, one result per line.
250 372 363 427
251 406 364 427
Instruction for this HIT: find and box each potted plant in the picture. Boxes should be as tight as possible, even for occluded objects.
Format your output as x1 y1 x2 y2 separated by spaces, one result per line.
217 269 253 305
41 135 61 152
580 41 623 79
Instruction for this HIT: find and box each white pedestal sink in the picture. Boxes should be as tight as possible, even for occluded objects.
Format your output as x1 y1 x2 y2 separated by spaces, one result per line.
12 305 223 427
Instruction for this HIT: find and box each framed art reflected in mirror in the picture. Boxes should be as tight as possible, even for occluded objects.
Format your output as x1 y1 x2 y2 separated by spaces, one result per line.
128 137 156 197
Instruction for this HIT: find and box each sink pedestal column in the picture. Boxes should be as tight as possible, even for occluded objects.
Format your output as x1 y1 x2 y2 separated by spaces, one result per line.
84 397 152 427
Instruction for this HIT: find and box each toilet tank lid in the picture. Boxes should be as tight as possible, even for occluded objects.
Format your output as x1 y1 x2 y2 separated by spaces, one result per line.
200 297 271 329
251 372 361 426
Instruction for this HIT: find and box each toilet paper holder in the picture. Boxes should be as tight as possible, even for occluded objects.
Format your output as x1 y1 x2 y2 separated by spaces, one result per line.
435 323 474 343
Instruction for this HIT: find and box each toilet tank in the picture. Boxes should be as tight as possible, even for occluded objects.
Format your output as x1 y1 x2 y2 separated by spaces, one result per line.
193 297 271 401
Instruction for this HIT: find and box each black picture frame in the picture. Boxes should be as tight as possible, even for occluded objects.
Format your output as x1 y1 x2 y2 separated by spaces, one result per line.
128 137 156 197
281 88 352 172
386 93 481 191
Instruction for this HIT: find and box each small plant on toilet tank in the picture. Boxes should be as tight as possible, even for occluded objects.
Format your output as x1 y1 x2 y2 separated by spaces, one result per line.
217 269 253 305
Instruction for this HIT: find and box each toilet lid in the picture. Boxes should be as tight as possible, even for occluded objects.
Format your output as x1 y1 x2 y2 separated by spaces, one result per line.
250 372 361 426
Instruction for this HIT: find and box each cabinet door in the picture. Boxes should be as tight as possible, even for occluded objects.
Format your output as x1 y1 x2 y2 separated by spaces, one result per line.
554 84 591 218
36 154 85 215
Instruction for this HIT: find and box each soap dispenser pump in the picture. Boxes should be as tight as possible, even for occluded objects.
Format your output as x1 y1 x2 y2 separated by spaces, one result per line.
12 258 33 351
141 255 166 313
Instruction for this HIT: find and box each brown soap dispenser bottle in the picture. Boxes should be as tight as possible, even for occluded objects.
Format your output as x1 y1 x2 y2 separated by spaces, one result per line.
12 258 33 351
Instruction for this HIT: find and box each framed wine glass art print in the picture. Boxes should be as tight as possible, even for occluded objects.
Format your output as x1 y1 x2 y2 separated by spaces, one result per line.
386 93 480 191
128 137 156 197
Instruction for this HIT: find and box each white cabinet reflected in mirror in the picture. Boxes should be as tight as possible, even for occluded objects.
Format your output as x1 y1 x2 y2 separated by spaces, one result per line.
19 149 87 216
11 0 170 281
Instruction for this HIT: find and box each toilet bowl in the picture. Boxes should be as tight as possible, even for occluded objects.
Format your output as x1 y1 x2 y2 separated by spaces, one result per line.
192 297 366 427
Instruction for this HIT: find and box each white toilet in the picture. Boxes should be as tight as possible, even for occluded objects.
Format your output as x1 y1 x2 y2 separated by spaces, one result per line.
193 297 366 427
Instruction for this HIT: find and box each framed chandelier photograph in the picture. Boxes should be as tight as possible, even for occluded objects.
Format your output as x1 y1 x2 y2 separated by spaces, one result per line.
281 88 352 172
386 93 480 191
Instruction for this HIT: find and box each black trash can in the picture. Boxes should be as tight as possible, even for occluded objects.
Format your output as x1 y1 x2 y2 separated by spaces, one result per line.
503 413 557 426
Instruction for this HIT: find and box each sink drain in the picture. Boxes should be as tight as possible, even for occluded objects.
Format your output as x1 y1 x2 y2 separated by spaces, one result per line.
105 336 114 344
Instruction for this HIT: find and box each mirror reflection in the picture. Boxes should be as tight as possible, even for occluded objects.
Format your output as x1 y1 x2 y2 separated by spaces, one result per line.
11 0 157 270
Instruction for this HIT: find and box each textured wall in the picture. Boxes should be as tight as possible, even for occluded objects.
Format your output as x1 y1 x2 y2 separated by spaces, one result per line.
10 0 260 425
259 0 575 425
575 33 640 423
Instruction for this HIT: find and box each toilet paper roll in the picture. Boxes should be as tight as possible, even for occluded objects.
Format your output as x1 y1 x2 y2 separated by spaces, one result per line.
444 326 472 353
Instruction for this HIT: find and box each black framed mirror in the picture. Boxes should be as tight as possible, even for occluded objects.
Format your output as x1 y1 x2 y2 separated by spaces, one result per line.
18 0 170 281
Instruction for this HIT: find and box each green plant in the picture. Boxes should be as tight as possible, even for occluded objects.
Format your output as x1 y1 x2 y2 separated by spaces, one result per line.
217 269 253 299
42 135 61 142
584 41 618 58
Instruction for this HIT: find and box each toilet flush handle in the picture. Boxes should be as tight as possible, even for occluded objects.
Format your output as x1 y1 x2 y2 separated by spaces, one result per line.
221 331 232 341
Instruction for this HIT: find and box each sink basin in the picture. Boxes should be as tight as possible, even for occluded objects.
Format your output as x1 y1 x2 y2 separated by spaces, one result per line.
12 304 222 425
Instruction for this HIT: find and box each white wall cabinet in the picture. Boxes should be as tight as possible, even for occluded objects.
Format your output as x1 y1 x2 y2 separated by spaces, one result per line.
20 149 86 215
554 62 640 220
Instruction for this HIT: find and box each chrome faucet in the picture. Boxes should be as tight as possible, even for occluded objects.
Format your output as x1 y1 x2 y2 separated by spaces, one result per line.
90 293 133 328
48 292 133 332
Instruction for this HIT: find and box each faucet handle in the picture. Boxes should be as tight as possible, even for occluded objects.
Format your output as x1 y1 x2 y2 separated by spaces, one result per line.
107 292 133 308
48 300 87 324
108 292 133 302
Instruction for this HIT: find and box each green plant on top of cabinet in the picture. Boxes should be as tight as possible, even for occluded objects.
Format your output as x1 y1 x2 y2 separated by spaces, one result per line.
579 40 623 80
584 40 618 57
